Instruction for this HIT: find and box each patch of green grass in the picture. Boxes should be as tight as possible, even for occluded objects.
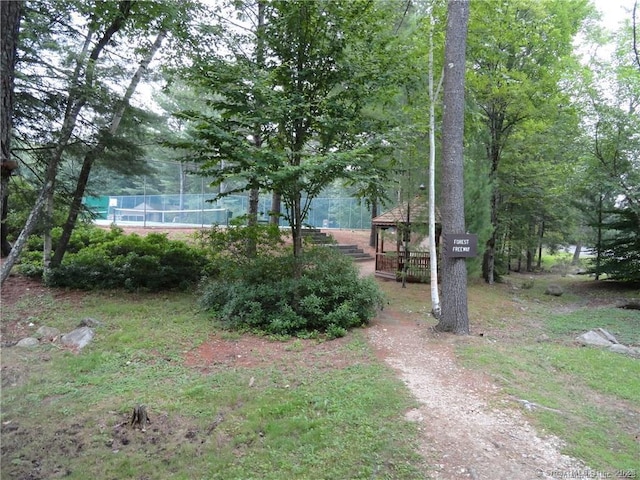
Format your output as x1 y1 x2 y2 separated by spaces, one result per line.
458 342 640 472
546 307 640 345
1 290 427 480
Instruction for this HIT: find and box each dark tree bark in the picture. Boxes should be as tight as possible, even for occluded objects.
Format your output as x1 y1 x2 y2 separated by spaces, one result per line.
1 0 23 258
0 1 133 286
270 192 281 225
130 404 151 430
435 0 470 335
246 1 266 257
369 198 378 247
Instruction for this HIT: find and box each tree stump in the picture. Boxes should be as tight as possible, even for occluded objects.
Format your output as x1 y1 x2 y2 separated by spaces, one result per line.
130 404 151 431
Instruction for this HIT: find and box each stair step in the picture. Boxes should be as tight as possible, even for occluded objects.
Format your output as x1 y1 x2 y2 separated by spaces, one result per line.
301 229 333 244
322 244 373 261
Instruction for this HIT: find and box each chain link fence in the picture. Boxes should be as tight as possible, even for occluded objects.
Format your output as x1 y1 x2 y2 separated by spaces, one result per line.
87 194 373 229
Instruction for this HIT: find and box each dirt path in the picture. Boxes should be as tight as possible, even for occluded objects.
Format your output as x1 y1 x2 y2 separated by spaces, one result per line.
330 229 590 478
364 279 589 480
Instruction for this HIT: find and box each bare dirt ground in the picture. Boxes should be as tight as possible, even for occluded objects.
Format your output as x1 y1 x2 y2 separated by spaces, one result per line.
0 228 597 479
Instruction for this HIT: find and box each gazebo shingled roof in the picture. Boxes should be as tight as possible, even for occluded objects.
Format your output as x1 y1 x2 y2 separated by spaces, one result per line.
372 198 440 227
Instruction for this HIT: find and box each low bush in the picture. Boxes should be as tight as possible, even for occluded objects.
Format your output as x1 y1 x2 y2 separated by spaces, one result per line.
199 245 384 338
21 226 210 292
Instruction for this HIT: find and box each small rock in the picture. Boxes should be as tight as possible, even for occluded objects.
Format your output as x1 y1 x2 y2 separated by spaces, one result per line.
35 326 60 341
16 337 39 348
618 299 640 310
596 328 619 344
61 327 95 350
609 344 632 355
576 330 613 347
545 284 563 296
78 317 103 328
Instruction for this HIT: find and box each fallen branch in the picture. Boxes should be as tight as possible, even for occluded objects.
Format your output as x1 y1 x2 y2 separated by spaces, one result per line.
515 398 564 414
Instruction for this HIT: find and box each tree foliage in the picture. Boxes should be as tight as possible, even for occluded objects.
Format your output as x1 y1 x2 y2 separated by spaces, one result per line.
466 0 593 283
172 0 408 266
0 0 206 284
580 19 640 280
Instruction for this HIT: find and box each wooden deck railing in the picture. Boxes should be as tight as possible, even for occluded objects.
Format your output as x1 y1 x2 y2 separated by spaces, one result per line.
375 251 431 282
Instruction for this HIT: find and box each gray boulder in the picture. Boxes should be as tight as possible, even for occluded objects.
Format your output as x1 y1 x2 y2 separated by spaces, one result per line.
78 317 103 328
596 328 619 344
609 344 632 355
576 330 614 347
545 284 564 296
16 337 39 348
61 327 95 350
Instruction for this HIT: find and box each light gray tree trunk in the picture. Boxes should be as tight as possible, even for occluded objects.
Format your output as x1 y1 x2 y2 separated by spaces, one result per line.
428 10 443 318
51 28 166 267
42 26 96 271
436 0 470 335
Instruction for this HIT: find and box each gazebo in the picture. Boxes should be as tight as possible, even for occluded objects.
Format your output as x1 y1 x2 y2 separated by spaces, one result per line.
372 197 441 282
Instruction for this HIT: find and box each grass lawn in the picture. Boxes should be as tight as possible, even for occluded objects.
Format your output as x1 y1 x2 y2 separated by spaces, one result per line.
1 289 426 480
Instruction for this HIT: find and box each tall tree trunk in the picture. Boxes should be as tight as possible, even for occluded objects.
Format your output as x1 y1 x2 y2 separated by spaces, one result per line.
51 26 164 268
179 164 186 212
483 188 498 283
1 0 23 258
633 0 639 70
245 0 266 257
436 0 470 335
270 192 281 225
292 194 303 260
595 194 603 280
428 10 443 318
43 190 54 271
0 177 11 257
369 198 377 247
571 242 582 265
0 1 132 285
526 220 535 272
536 220 545 269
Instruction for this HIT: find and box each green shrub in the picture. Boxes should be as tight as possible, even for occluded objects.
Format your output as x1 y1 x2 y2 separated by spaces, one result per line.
196 217 285 267
37 227 209 292
199 245 384 337
18 225 123 278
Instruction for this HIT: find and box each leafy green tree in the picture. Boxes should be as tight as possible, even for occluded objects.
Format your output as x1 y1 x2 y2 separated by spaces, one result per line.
1 0 136 285
496 105 584 272
51 30 167 267
0 1 207 283
466 0 593 283
174 0 406 270
581 22 640 280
